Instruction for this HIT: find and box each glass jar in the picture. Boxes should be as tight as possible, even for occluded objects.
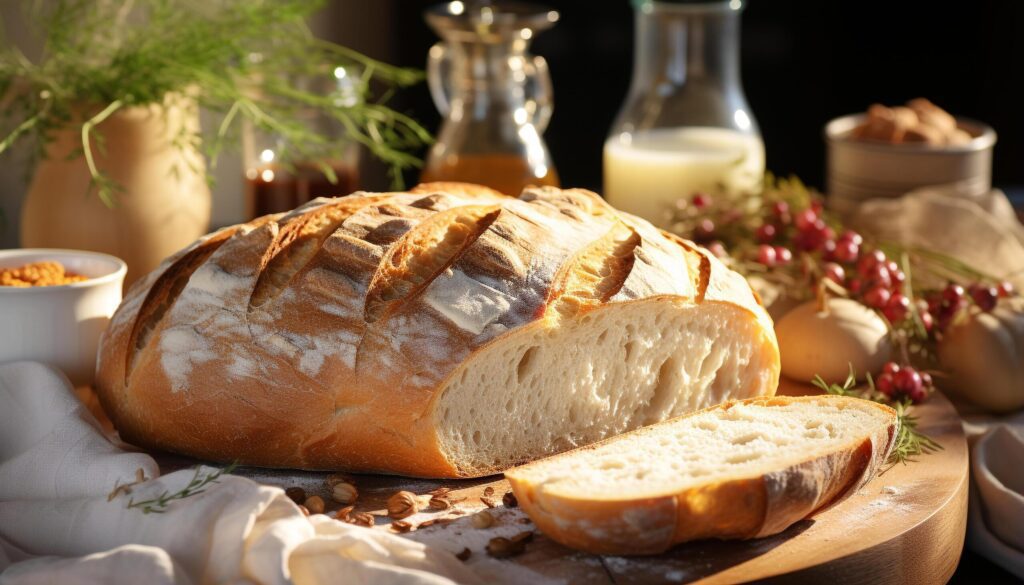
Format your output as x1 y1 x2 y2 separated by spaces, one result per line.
604 0 763 226
420 1 560 195
241 67 361 219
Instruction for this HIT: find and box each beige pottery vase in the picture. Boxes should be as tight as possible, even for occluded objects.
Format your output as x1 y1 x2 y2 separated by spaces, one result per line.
20 97 211 287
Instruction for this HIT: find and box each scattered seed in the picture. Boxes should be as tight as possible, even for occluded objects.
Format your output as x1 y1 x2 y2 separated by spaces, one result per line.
455 548 472 561
331 482 358 505
304 495 325 515
471 510 495 529
335 505 355 521
483 486 495 497
349 512 375 527
480 496 498 508
391 520 413 533
387 491 419 519
285 487 306 505
429 496 451 511
486 536 526 558
502 491 518 508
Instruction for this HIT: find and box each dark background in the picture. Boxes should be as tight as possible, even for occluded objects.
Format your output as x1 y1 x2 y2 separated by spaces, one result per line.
388 0 1024 194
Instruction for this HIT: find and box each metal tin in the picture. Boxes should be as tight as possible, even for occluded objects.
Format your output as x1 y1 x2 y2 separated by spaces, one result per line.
824 113 997 218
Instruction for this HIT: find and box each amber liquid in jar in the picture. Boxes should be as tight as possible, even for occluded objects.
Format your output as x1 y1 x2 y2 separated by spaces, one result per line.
420 154 559 196
246 162 360 219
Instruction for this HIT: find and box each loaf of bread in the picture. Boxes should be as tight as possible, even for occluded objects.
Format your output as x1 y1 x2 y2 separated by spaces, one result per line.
505 395 898 555
95 183 780 477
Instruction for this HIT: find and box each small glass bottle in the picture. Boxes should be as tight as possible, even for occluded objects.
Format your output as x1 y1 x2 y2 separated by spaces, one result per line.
604 0 763 226
421 1 560 195
242 67 361 219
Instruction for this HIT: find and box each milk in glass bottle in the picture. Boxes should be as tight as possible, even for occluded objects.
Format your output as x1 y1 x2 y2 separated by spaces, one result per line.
604 0 763 225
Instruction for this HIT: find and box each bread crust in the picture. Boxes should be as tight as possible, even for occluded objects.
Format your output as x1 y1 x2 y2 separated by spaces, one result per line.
95 183 780 477
504 396 898 555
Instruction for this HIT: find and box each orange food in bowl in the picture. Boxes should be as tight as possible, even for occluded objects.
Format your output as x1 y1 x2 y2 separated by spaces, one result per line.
0 261 89 287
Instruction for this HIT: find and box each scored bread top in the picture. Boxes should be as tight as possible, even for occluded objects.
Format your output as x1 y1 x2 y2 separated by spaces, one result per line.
95 183 776 476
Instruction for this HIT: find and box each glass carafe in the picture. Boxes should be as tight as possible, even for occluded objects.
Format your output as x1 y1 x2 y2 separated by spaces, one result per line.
421 1 560 195
604 0 764 226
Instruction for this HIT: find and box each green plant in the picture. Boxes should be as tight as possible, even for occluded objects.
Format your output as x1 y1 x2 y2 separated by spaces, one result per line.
0 0 431 205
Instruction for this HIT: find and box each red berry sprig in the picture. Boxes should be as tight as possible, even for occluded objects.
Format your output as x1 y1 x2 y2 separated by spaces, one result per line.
875 362 933 404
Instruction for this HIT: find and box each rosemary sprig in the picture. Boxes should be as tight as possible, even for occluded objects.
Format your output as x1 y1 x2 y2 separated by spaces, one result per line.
127 462 237 514
811 365 941 467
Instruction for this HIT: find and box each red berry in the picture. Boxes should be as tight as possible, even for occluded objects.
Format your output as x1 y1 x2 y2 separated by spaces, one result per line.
865 264 892 289
755 224 777 243
757 244 777 266
919 310 935 332
794 220 834 252
848 278 864 294
882 362 901 376
810 199 825 214
695 218 715 240
832 240 860 263
876 373 896 397
943 284 965 306
907 385 928 404
823 263 845 285
821 238 837 257
890 269 906 286
998 281 1015 297
895 368 923 396
691 193 711 208
771 201 790 218
864 286 892 309
920 371 933 389
774 246 793 265
795 208 819 231
857 250 887 276
839 230 863 245
970 285 998 312
937 300 967 331
706 241 727 258
884 294 911 322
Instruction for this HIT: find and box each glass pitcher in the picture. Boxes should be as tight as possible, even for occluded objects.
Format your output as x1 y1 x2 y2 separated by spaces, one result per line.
604 0 764 226
421 1 560 195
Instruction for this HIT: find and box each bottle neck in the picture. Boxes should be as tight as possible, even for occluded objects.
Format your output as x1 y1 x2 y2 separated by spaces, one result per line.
631 2 742 91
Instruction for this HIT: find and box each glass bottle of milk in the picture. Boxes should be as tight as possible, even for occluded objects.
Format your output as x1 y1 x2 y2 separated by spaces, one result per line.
604 0 763 226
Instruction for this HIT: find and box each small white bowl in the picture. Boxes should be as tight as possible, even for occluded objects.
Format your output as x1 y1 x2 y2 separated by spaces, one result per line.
0 249 127 386
825 113 997 218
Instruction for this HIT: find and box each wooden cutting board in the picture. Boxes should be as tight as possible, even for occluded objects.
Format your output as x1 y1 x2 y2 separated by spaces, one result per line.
175 381 966 585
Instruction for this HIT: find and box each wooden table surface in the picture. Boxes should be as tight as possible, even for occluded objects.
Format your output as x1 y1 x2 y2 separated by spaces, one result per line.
211 382 969 585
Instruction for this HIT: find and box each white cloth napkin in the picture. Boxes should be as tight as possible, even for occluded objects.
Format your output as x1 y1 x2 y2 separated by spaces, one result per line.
962 412 1024 579
0 361 477 585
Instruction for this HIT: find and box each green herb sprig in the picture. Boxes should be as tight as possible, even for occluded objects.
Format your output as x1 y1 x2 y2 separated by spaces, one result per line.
0 0 431 204
127 462 237 514
812 366 941 468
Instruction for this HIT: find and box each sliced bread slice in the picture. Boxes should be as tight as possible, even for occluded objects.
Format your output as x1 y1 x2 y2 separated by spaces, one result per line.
504 395 898 555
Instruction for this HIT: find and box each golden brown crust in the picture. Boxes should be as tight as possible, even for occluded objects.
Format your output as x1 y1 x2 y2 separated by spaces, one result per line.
95 184 780 477
505 396 898 555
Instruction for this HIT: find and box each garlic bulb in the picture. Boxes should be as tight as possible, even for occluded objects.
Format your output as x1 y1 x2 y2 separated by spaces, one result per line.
938 298 1024 413
776 299 892 384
